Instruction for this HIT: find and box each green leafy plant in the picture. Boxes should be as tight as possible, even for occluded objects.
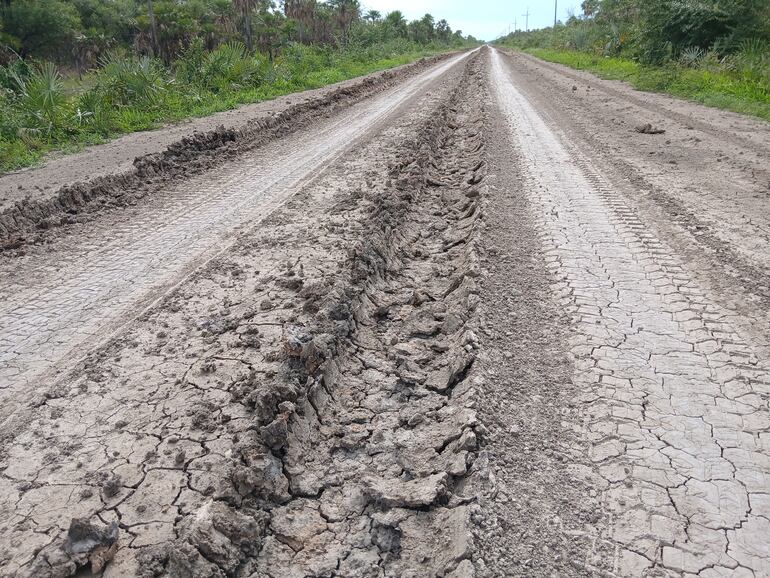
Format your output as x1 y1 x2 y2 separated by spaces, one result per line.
679 46 704 68
95 50 168 107
12 61 68 137
200 41 264 92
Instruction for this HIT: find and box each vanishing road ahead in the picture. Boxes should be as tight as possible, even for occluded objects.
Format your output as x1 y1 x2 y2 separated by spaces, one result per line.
1 46 768 577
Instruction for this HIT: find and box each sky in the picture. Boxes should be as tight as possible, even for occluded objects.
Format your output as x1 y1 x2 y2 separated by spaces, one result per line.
360 0 578 41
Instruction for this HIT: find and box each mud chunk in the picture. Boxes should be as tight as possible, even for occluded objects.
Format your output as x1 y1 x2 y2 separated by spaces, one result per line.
64 518 119 573
371 522 402 554
394 357 426 385
283 324 312 357
410 289 433 306
101 474 122 498
270 500 327 551
230 442 290 503
260 406 292 451
190 402 218 431
136 542 220 578
441 312 465 334
396 506 474 576
237 375 299 425
260 299 274 311
634 123 666 134
319 485 367 522
300 335 334 374
278 276 303 291
339 549 384 577
199 360 216 374
179 500 266 574
363 472 449 508
425 353 474 393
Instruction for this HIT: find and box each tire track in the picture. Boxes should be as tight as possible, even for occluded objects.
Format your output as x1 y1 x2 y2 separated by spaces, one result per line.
0 52 471 409
492 46 770 577
0 50 487 578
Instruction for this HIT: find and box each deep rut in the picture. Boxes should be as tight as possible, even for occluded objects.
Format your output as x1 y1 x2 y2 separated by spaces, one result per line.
0 52 488 577
0 53 468 405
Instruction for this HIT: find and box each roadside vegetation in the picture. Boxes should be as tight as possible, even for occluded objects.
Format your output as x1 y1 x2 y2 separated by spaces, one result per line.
496 0 770 121
0 0 478 173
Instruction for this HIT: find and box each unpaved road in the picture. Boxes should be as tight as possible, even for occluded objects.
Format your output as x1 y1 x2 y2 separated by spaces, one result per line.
1 46 769 577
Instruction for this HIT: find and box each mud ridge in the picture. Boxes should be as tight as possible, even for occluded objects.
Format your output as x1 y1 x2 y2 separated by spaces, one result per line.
0 53 454 250
10 52 488 577
143 49 488 578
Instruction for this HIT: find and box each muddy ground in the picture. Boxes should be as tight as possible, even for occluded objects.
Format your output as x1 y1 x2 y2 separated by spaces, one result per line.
1 46 770 577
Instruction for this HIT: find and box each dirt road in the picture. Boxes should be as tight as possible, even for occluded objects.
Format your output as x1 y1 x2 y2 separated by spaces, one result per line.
1 46 769 577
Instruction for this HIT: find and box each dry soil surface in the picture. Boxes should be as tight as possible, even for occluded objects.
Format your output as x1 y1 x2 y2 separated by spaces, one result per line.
0 46 769 578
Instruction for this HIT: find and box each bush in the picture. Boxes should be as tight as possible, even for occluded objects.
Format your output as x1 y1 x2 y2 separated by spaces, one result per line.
10 61 69 138
199 41 265 92
0 34 460 173
93 51 169 107
0 0 81 61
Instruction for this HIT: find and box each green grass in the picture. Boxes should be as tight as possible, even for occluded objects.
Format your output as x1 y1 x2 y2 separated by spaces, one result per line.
521 48 770 123
0 47 447 174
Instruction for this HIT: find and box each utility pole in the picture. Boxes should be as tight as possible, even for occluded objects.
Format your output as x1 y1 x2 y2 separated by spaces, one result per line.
522 8 530 32
514 18 517 32
554 0 558 28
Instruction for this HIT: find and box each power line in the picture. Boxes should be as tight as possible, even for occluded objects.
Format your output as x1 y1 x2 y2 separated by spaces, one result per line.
522 7 529 32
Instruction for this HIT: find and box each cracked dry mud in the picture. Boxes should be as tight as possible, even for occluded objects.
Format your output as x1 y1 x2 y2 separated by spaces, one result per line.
1 46 769 578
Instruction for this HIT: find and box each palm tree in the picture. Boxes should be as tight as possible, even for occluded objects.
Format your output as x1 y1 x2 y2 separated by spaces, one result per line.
233 0 256 50
328 0 360 45
365 10 381 23
283 0 317 43
146 0 160 57
384 10 407 38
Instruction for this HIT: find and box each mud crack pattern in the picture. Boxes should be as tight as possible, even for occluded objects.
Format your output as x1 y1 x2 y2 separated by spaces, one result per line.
0 52 487 577
492 47 770 576
3 45 770 578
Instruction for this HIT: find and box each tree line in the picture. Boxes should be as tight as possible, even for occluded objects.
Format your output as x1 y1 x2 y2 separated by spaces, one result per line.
0 1 477 173
500 0 769 64
0 0 476 70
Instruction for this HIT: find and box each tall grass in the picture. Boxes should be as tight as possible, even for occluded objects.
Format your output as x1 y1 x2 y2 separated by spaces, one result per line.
519 47 770 122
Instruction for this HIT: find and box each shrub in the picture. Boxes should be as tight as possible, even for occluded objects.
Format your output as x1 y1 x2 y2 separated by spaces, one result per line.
679 46 704 68
200 41 265 92
10 61 69 138
94 51 169 107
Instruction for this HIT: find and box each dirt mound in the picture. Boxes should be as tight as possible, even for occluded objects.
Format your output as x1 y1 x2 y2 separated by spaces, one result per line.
0 53 454 251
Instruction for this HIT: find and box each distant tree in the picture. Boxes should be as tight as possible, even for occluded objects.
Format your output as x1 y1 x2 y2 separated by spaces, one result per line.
146 0 160 57
327 0 359 45
436 18 451 41
383 10 408 38
254 6 284 60
581 0 600 18
233 0 256 49
409 13 435 44
364 9 380 23
0 0 81 60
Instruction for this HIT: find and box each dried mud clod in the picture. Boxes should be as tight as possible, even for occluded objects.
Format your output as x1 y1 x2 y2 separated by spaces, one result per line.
29 519 118 577
634 122 666 135
5 51 489 577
